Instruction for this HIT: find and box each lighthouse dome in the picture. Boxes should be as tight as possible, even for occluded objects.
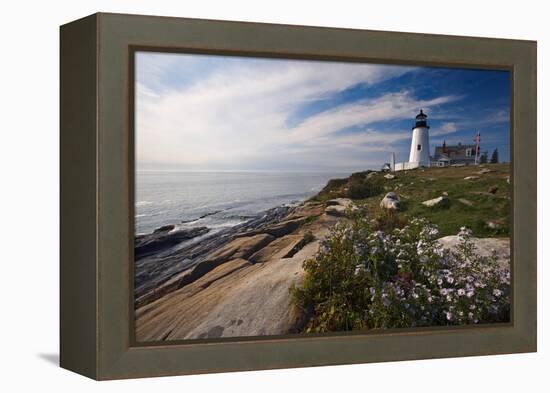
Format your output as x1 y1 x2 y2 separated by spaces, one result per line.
416 109 427 119
413 109 429 129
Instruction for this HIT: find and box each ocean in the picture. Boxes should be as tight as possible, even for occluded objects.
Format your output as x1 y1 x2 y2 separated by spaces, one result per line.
135 171 349 235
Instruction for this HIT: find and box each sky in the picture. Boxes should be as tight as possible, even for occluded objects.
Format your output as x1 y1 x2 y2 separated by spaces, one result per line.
135 51 510 172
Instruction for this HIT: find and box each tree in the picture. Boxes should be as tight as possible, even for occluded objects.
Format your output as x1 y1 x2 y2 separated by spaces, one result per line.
479 151 488 164
490 148 499 164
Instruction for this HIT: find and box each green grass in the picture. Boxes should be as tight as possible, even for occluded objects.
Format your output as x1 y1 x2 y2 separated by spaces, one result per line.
314 163 511 238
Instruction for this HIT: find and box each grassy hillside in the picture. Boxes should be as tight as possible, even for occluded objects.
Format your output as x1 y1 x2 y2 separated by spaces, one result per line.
312 163 510 238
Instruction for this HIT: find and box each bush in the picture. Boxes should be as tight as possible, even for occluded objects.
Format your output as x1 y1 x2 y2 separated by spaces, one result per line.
374 210 408 232
310 178 348 201
346 177 383 199
291 215 510 332
310 171 383 201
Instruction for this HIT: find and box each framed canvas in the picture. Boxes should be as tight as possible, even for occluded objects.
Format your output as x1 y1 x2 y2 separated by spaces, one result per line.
60 12 537 380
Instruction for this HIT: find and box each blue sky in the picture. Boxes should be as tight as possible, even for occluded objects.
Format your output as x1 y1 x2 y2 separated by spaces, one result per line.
136 52 510 172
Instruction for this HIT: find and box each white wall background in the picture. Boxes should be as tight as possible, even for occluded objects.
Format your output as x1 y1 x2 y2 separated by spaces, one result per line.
0 0 546 391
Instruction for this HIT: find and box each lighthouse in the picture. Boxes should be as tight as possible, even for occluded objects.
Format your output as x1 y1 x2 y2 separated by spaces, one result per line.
408 109 431 167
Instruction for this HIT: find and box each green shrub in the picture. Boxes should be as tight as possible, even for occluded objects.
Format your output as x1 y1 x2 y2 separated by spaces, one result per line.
310 171 384 201
311 178 348 201
374 210 408 232
291 214 510 332
346 177 383 199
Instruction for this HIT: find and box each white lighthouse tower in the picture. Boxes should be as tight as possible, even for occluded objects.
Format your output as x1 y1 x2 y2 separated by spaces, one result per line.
408 109 431 167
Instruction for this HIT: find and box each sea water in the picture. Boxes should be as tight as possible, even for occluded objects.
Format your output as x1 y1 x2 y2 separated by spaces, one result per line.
135 171 349 235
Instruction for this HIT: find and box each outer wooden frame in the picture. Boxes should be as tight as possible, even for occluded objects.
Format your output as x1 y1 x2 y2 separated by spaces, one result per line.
60 12 537 380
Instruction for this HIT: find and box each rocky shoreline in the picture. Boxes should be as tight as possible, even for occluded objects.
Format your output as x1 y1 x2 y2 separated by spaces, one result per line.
134 204 299 305
134 196 351 341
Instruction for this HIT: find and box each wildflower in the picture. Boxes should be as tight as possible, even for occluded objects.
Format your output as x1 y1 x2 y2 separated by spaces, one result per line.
294 213 510 331
320 241 330 254
458 226 472 237
417 240 425 255
427 227 439 238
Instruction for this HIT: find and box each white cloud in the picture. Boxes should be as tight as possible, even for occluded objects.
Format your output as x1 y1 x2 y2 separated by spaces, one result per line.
289 92 458 143
429 107 509 140
432 121 459 136
135 54 458 171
